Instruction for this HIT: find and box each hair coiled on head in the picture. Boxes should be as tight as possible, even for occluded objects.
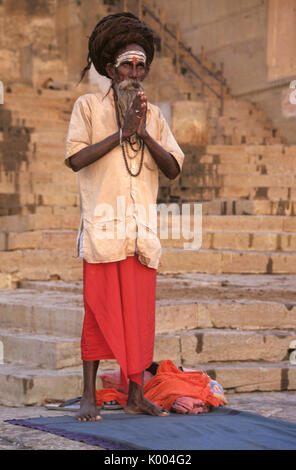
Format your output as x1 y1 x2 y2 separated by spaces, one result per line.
78 12 155 84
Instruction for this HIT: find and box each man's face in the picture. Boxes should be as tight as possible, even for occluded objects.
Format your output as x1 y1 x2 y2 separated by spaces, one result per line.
108 43 149 84
107 43 148 118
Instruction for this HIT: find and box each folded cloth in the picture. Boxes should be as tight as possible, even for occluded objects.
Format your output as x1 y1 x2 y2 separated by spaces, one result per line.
99 370 153 394
172 397 209 414
96 360 226 412
143 360 225 411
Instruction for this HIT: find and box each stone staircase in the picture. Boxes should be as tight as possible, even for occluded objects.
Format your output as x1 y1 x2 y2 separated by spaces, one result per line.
0 272 295 405
0 2 295 405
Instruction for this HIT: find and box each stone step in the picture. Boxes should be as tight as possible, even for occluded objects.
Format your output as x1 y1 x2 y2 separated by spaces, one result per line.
0 249 82 282
175 328 295 364
20 272 296 297
205 144 296 158
4 95 75 110
0 199 79 218
179 173 295 189
0 247 296 282
201 200 296 216
0 328 80 370
161 215 296 233
188 362 296 393
5 83 97 98
1 283 296 336
0 213 80 232
161 231 296 252
3 229 296 252
30 130 68 144
0 360 294 406
2 197 294 218
10 115 69 128
189 161 296 175
1 214 294 234
0 363 84 406
0 192 79 209
3 107 71 122
10 318 288 371
160 248 296 274
217 116 274 128
0 170 76 194
167 185 296 202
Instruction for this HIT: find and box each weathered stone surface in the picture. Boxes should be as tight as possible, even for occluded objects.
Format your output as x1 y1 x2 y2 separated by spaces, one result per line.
0 249 82 281
0 214 79 232
5 230 77 251
155 302 199 334
171 101 208 145
0 364 89 407
199 363 295 392
153 334 181 363
159 249 296 274
0 329 80 369
180 329 294 363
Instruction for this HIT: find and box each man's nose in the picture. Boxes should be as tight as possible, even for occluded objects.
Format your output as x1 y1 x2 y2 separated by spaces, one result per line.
129 63 138 79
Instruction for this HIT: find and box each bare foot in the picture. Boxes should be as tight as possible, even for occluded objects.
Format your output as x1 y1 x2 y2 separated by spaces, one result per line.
76 397 102 422
125 397 170 417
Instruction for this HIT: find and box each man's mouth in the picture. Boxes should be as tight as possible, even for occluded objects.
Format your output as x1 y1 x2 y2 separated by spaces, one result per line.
118 79 143 91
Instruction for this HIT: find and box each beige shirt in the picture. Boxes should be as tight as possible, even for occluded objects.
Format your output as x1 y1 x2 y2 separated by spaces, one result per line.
65 86 184 270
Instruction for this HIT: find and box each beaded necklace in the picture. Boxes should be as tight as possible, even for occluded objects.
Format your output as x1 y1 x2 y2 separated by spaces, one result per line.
113 87 145 177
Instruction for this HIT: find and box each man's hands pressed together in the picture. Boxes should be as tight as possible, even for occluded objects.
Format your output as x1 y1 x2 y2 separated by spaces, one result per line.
68 91 180 180
122 91 147 139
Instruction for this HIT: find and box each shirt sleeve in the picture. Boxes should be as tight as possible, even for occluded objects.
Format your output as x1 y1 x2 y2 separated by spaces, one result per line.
64 95 92 168
158 108 185 178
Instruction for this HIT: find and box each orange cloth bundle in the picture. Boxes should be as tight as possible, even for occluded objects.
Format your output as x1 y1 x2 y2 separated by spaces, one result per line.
96 360 225 411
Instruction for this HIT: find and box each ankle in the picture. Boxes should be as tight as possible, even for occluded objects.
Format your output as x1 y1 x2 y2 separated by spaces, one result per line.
81 391 96 403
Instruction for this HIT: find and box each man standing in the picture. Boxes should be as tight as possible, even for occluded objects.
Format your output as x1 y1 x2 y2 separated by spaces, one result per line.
65 12 184 421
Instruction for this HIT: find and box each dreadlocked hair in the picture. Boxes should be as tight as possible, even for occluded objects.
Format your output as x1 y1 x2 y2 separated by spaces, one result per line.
78 12 155 84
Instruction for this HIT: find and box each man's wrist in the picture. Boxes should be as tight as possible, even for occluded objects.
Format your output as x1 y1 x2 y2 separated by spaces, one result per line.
122 129 132 140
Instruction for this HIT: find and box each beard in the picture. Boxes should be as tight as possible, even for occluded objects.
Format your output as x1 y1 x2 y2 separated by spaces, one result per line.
113 78 144 120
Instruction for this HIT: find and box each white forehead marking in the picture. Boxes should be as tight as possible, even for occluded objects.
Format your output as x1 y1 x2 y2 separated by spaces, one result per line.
115 50 146 68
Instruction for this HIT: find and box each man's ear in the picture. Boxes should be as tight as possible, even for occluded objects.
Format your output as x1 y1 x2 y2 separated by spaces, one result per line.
105 63 115 79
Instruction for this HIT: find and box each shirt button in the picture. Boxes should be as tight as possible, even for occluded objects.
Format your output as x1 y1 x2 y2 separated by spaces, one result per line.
131 190 136 198
131 164 136 170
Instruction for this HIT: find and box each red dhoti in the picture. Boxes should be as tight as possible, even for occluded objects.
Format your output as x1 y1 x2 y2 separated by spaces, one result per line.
81 254 157 387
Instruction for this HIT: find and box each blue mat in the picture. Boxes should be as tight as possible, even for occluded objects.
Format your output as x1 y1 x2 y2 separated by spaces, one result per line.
6 407 296 450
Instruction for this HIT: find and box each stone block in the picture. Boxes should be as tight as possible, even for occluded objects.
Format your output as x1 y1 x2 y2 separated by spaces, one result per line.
271 253 296 274
0 273 18 289
171 101 208 145
267 187 289 201
155 302 199 334
154 334 181 363
221 251 269 274
180 329 294 363
197 301 296 331
0 365 85 406
206 365 283 392
159 250 222 274
212 232 250 250
0 330 81 369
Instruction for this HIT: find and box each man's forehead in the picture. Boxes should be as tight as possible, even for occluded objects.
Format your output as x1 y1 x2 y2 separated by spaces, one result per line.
114 50 146 67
